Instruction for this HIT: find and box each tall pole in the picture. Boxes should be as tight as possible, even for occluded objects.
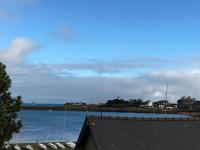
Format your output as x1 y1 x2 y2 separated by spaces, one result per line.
166 83 168 102
165 84 168 115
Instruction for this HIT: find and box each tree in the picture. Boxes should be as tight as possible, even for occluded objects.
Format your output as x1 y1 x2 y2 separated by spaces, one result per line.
0 63 22 148
106 98 129 106
128 99 150 108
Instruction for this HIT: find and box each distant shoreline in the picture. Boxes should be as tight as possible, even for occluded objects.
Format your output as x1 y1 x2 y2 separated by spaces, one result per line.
20 105 178 113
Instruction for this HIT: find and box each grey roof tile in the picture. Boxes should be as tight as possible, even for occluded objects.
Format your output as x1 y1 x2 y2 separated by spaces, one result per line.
85 116 200 150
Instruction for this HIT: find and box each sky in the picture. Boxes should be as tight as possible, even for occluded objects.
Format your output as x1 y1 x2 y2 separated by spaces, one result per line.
1 0 200 104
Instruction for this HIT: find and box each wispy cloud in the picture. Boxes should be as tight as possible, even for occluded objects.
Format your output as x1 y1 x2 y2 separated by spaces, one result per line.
50 24 76 42
46 58 176 75
0 37 40 63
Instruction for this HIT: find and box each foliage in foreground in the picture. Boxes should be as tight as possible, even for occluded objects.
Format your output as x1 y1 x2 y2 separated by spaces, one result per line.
0 63 22 148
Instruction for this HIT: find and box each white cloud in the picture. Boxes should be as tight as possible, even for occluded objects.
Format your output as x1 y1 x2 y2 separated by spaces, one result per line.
0 37 40 63
42 57 180 75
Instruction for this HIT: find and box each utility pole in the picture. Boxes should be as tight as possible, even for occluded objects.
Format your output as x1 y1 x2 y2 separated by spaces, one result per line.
166 84 168 102
165 84 169 115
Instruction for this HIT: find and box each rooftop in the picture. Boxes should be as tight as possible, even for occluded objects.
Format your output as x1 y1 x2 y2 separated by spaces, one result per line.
76 115 200 150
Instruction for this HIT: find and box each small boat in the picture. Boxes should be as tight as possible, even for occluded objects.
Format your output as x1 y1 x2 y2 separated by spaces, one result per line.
65 142 76 149
26 144 34 150
56 142 65 149
14 145 21 150
48 142 57 149
4 144 10 149
38 143 47 150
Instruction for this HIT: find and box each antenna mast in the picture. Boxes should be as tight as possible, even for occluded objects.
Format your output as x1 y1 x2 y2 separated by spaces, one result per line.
166 83 168 101
164 84 169 115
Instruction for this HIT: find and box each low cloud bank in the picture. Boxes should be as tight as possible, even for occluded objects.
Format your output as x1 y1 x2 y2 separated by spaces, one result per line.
8 63 200 103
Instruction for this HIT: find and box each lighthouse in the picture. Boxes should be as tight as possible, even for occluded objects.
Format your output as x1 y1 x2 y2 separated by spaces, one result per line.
32 100 35 107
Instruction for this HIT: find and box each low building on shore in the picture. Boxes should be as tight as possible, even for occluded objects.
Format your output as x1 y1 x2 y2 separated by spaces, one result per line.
75 115 199 150
166 103 177 109
153 100 168 109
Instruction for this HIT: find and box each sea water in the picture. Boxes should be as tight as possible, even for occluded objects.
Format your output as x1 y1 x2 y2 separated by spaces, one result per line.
10 110 190 143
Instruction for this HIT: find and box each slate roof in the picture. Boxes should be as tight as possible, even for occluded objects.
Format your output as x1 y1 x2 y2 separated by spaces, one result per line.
76 116 200 150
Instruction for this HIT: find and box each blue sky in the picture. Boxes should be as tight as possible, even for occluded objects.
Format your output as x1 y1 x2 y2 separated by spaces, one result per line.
1 0 200 61
1 0 200 103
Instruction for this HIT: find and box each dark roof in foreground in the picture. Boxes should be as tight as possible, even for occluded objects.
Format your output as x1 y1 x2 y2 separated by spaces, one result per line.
76 116 200 150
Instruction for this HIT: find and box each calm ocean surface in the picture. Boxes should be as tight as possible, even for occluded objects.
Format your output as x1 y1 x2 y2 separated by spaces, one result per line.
10 110 190 143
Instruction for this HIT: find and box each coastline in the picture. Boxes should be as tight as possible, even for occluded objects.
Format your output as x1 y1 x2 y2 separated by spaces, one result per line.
21 105 178 114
